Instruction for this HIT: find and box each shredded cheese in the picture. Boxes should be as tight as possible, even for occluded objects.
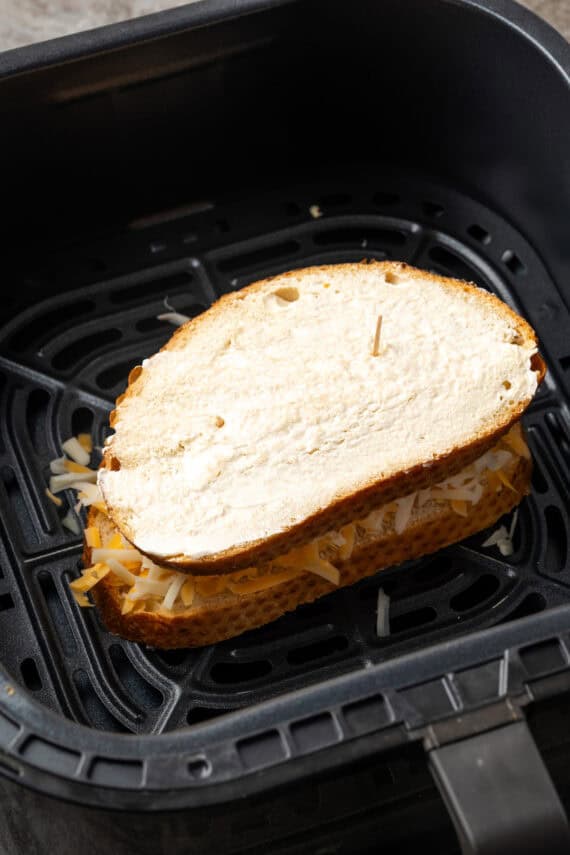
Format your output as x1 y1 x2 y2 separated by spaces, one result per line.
394 493 416 534
337 524 355 561
62 437 90 466
62 511 81 535
376 588 391 637
84 526 102 548
49 457 67 475
77 434 93 454
64 460 94 475
45 487 63 507
157 312 190 327
71 424 529 614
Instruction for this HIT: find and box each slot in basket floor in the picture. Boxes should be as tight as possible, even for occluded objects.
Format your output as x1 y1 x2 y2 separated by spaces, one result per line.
1 169 569 735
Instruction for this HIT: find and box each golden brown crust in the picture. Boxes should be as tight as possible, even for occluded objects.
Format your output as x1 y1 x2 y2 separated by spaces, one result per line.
101 261 545 574
88 454 532 648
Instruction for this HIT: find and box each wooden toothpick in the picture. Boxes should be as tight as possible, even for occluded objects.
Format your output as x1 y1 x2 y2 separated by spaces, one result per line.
371 314 383 356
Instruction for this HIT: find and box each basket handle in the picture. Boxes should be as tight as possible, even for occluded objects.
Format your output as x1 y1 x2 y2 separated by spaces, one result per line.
429 720 569 854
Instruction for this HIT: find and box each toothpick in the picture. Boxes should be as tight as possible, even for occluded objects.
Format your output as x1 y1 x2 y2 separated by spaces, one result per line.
371 314 383 356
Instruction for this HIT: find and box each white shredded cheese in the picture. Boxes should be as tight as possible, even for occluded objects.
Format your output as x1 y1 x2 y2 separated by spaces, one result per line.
394 493 416 534
92 547 142 563
74 482 103 505
131 577 171 598
162 574 186 611
157 312 190 327
49 457 67 475
62 511 81 535
104 558 136 585
305 561 340 585
62 437 90 466
309 204 322 219
376 587 391 637
482 508 519 557
49 472 96 494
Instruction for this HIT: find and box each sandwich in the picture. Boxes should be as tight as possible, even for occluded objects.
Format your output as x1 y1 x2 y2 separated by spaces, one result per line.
66 261 545 648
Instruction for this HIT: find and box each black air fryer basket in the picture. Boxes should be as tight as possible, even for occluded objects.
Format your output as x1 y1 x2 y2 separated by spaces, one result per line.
0 1 569 852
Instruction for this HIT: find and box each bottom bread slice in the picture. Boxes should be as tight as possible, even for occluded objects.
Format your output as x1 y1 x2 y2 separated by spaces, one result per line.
86 454 531 649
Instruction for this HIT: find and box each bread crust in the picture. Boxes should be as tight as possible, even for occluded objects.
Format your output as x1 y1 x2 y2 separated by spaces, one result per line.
89 453 532 649
101 261 545 574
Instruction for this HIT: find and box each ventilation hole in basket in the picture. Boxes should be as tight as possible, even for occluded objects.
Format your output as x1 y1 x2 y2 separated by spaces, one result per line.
52 329 122 371
26 388 50 454
182 232 198 244
319 192 351 207
39 572 76 657
237 730 286 770
287 635 349 665
0 593 14 612
20 658 42 692
390 556 457 598
544 506 567 573
560 355 570 373
422 201 444 218
187 706 228 725
155 648 192 667
272 286 299 303
314 226 406 248
188 757 211 779
96 359 138 391
428 246 479 284
531 460 549 494
390 606 437 634
108 645 163 710
500 592 546 623
502 250 525 275
467 224 491 245
295 598 334 619
209 659 272 685
450 574 500 612
215 219 230 234
217 240 300 274
71 407 94 438
73 669 131 732
110 270 193 304
8 300 96 354
135 316 168 334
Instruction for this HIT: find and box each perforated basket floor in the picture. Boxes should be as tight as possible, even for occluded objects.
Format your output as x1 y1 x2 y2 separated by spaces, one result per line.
1 169 569 735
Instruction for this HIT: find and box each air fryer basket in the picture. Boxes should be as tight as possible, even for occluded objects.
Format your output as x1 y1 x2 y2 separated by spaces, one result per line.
0 1 569 853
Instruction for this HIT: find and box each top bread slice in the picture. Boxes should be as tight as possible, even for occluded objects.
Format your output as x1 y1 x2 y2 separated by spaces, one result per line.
99 261 545 573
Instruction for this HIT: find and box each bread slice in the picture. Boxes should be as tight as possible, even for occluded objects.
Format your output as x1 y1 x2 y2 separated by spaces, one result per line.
85 435 532 648
99 261 544 573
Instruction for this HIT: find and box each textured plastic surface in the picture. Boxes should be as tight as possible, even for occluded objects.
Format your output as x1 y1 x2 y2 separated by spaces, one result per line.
0 0 568 852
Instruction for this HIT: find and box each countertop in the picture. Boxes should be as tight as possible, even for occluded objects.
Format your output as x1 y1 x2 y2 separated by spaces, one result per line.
0 0 568 53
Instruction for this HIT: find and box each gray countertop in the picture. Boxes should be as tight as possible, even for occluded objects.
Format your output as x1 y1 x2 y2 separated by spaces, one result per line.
0 0 568 53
